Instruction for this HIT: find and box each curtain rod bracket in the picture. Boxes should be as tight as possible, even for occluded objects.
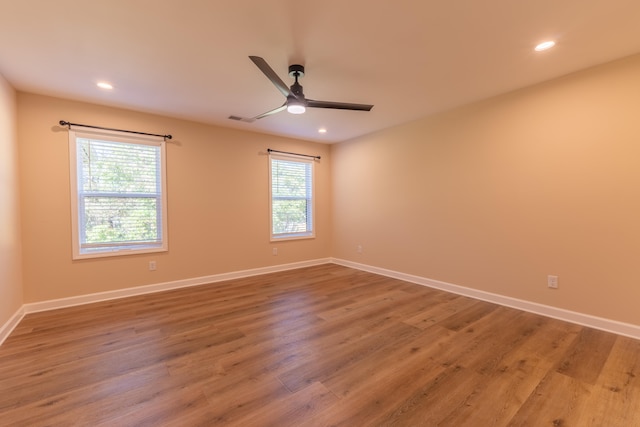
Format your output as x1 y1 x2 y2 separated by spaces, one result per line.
59 120 172 140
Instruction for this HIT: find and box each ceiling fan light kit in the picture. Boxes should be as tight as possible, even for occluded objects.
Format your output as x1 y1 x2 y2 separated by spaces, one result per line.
287 99 306 114
229 56 373 123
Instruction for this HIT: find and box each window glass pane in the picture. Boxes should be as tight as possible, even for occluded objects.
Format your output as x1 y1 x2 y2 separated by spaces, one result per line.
272 159 311 198
78 138 159 194
82 197 160 245
272 199 309 234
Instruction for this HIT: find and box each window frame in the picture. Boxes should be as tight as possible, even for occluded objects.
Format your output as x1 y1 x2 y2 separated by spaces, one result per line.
68 128 168 259
269 153 316 241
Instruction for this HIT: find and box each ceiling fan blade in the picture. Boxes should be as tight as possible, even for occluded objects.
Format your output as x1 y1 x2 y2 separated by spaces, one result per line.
253 104 287 120
249 56 293 98
228 104 287 123
307 99 373 111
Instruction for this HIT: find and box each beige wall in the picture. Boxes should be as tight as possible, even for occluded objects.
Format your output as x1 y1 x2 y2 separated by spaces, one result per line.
12 54 640 328
17 94 331 302
331 54 640 325
0 73 23 327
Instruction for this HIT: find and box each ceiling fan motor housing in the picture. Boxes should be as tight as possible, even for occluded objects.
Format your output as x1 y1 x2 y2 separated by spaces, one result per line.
288 64 305 78
288 65 306 98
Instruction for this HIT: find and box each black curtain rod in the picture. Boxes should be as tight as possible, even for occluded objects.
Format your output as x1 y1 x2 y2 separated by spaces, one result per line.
267 148 320 160
59 120 172 140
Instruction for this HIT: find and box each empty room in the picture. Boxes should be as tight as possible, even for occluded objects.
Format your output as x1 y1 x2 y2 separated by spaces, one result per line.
2 1 640 425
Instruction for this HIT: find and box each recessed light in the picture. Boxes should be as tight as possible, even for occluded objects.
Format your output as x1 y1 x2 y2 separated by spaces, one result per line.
535 41 556 52
97 82 113 90
318 128 327 134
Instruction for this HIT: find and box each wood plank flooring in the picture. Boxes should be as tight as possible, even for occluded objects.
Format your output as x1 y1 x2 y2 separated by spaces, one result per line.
1 264 640 426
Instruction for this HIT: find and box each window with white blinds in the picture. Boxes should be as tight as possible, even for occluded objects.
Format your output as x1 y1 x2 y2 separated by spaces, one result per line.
269 154 315 240
68 129 167 259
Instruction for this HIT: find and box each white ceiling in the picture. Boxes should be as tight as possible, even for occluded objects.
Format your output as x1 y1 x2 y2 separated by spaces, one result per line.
1 0 640 143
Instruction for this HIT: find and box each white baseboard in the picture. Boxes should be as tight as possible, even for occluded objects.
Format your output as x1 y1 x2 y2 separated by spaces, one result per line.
0 305 26 346
23 258 331 314
331 258 640 340
4 257 639 346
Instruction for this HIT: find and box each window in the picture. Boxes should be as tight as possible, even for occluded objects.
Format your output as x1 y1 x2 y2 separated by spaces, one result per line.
69 129 167 259
269 153 315 240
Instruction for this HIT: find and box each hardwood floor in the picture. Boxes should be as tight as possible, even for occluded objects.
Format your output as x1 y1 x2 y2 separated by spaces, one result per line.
1 264 640 426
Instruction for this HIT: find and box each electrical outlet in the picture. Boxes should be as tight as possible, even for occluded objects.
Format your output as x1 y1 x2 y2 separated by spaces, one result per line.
272 247 278 256
547 275 558 289
357 244 363 254
149 261 157 271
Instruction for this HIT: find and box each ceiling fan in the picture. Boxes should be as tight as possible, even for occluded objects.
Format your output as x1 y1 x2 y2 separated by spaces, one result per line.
229 56 374 123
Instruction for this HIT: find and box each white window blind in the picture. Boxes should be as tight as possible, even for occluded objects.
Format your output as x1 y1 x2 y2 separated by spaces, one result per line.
269 154 315 240
69 130 167 258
